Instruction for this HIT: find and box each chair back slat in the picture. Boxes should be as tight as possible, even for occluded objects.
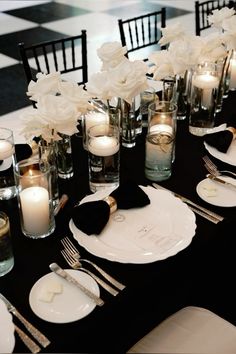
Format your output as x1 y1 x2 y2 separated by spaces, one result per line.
18 31 88 86
51 43 58 72
61 40 67 71
195 0 236 35
118 8 166 62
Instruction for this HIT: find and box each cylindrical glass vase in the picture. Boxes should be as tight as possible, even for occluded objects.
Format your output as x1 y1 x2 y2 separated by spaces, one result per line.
189 66 219 136
14 158 55 239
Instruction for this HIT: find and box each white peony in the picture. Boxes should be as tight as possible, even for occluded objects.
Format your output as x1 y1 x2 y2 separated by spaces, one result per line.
26 72 61 102
97 41 127 70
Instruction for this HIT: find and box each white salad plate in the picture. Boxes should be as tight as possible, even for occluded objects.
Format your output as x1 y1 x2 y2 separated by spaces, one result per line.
196 177 236 207
70 186 196 264
0 298 15 353
29 270 99 323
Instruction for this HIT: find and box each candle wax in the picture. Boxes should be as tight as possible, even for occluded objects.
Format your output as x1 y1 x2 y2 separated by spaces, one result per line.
89 136 119 157
20 186 50 235
0 141 14 160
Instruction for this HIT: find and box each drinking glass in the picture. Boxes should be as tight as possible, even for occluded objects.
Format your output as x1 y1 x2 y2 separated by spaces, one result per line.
145 101 177 181
87 124 120 192
14 158 55 239
0 128 16 200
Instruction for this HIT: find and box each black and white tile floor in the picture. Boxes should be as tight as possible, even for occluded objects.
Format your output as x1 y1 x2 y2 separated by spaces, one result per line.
0 0 195 118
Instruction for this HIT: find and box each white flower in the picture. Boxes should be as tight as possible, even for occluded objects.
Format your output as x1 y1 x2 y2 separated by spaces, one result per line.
159 22 186 46
58 81 92 113
221 15 236 49
97 41 127 70
26 72 61 101
199 33 226 62
36 95 79 136
148 50 175 80
108 60 148 104
21 95 79 140
86 71 114 100
168 36 203 74
208 7 235 28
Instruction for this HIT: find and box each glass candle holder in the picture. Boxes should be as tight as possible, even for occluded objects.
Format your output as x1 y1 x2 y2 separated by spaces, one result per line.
14 158 55 239
189 66 219 136
0 212 14 277
87 124 120 192
145 101 177 182
0 128 17 200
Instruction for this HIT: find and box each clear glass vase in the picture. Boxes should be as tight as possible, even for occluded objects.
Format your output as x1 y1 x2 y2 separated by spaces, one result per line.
38 139 59 208
119 98 136 148
56 133 74 179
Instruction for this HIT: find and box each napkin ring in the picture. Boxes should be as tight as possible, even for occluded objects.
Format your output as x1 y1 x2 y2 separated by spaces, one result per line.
103 196 117 214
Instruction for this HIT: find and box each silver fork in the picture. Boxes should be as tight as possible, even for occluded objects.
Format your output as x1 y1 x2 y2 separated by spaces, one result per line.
203 155 236 177
61 249 119 296
61 237 126 291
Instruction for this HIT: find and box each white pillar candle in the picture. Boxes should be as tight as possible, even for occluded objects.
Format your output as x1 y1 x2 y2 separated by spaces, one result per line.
89 136 119 157
0 141 14 160
193 73 219 107
229 58 236 89
85 112 109 133
19 186 50 234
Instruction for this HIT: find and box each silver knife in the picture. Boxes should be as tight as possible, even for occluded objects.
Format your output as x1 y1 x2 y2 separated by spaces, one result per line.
49 263 104 307
0 292 50 348
152 183 224 223
206 174 236 191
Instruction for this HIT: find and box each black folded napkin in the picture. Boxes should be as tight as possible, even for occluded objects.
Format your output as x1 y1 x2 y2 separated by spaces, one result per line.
204 127 236 153
72 182 150 235
0 143 33 166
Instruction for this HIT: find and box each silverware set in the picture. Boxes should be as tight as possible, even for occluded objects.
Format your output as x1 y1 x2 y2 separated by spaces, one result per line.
152 183 224 224
0 292 50 353
60 236 126 297
203 155 236 178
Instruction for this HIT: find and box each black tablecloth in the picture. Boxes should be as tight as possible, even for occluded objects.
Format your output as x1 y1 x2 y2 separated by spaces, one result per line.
0 92 236 354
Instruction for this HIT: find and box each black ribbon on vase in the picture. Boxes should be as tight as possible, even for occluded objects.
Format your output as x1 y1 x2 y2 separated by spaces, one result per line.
204 127 236 153
72 181 151 235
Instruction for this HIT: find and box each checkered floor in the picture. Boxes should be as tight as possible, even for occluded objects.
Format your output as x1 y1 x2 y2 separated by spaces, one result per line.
0 0 195 116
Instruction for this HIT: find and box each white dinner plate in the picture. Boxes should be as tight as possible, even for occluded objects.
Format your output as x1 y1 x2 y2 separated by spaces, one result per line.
0 298 15 353
69 186 196 264
29 270 99 323
204 139 236 166
196 177 236 207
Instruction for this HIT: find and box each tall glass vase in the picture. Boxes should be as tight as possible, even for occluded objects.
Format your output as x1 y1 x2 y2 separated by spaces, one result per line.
38 139 59 208
120 98 136 148
56 133 74 179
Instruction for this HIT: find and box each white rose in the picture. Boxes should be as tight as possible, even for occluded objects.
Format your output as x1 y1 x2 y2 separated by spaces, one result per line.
159 22 186 46
97 41 127 70
58 81 91 113
208 7 235 28
26 72 61 101
86 71 113 100
36 95 79 136
108 60 148 104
